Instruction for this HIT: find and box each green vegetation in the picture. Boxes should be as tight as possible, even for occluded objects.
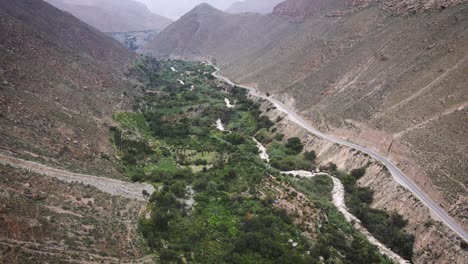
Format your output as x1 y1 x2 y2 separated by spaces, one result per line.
334 166 415 260
285 137 304 155
112 59 396 263
289 176 394 264
267 138 314 171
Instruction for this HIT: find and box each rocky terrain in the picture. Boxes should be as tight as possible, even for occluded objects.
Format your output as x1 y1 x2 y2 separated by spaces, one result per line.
0 164 152 263
273 0 467 22
44 0 172 33
0 0 138 175
226 0 284 14
0 0 156 262
146 1 468 232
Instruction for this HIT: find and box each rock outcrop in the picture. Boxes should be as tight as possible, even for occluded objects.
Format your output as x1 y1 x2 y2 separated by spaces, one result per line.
273 0 467 22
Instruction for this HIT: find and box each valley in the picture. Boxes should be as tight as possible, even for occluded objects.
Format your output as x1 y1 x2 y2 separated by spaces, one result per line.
106 58 418 263
148 1 468 234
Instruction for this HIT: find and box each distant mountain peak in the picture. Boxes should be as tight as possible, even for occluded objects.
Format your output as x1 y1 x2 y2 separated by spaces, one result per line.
190 3 224 14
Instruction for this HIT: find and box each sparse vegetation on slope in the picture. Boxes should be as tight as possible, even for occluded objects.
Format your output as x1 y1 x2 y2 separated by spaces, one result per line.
0 0 135 177
0 164 149 263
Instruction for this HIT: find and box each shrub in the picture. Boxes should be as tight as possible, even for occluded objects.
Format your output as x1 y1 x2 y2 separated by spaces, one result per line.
304 151 316 162
159 249 179 262
131 174 143 182
285 137 303 155
274 133 285 141
351 167 366 179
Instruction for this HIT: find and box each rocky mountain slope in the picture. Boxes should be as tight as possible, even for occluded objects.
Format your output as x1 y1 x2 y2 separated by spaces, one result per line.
0 0 135 174
44 0 172 32
144 4 277 59
0 0 153 261
147 1 468 261
226 0 284 14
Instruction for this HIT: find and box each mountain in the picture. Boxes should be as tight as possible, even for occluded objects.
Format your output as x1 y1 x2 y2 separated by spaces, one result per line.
0 0 152 261
0 0 136 172
144 4 273 59
44 0 172 32
226 0 284 14
137 0 238 19
146 2 468 262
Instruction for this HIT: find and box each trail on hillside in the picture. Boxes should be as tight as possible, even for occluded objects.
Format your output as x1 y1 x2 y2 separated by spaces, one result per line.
0 239 154 264
253 137 269 164
280 171 410 264
0 154 155 201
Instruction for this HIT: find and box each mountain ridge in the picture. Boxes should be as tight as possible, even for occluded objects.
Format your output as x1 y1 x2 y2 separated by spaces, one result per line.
44 0 172 32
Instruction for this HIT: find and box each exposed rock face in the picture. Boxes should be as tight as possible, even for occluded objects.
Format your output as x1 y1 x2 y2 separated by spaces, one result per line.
0 0 135 174
273 0 467 22
226 0 284 14
273 0 344 22
381 0 467 14
44 0 172 32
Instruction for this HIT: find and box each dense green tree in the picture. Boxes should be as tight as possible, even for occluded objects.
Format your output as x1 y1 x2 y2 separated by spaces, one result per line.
285 137 304 155
304 150 317 162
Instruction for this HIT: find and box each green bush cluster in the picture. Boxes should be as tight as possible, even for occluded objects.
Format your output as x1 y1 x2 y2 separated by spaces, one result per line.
337 168 415 259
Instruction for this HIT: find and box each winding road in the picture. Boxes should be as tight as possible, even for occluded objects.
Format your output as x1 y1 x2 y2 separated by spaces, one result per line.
212 69 468 243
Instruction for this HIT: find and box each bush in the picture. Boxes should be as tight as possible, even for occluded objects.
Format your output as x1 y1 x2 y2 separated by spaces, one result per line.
351 167 366 179
304 151 316 162
131 174 143 182
159 249 179 262
225 133 246 145
285 137 303 155
122 153 137 165
274 133 285 141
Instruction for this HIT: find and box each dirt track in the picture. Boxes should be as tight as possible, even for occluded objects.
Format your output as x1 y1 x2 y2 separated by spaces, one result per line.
0 154 155 201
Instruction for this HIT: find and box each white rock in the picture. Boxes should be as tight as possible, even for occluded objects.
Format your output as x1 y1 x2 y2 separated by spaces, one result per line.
224 98 234 108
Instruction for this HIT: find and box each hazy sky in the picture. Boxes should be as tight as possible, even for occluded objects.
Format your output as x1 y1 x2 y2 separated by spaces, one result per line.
136 0 242 19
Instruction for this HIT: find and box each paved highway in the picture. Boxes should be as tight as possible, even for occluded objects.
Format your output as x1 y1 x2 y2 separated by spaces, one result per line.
213 70 468 242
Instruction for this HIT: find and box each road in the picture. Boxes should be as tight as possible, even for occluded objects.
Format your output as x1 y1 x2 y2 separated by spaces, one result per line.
213 70 468 242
